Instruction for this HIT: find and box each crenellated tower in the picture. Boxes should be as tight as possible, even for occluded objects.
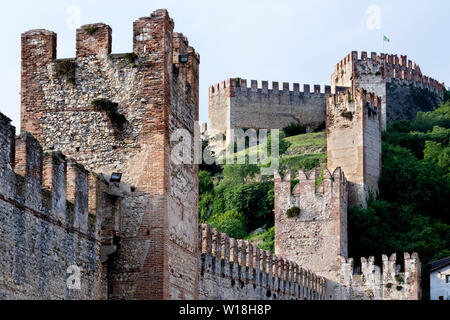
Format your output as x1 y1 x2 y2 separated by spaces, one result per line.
20 9 200 300
327 89 382 208
331 51 445 130
274 168 348 289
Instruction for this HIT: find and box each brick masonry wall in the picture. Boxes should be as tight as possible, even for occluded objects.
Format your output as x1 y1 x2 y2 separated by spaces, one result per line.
0 114 107 299
20 9 200 300
332 51 445 130
208 79 329 138
198 224 326 300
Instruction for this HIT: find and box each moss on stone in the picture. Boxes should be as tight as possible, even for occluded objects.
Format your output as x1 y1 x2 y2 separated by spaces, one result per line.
91 99 127 129
124 53 138 68
341 110 354 120
395 275 404 283
84 26 99 35
56 59 77 85
286 206 301 218
385 283 393 289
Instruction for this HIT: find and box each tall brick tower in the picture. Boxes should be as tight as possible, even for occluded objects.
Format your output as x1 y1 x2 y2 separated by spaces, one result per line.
20 9 200 300
327 89 382 208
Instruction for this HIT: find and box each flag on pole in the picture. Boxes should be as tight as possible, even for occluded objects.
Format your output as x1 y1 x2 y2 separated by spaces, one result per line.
384 35 390 42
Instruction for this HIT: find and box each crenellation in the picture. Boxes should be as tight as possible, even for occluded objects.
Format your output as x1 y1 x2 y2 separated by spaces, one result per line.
15 132 43 211
198 224 327 300
210 78 332 96
76 23 112 58
339 253 421 300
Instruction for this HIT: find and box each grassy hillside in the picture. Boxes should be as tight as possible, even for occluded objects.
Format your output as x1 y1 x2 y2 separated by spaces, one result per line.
200 130 327 252
281 132 327 173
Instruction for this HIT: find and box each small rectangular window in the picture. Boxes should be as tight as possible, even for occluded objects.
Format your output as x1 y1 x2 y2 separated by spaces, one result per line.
446 275 450 283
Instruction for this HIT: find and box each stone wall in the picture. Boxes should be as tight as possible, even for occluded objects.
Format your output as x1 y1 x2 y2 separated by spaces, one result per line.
332 51 445 129
198 224 326 300
208 79 329 139
274 168 348 296
272 161 421 300
20 9 200 300
327 89 382 208
338 253 421 300
0 113 108 299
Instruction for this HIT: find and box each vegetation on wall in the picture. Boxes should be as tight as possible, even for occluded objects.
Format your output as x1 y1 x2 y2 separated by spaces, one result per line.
84 26 99 35
124 53 138 68
286 207 301 218
56 59 78 85
91 99 127 129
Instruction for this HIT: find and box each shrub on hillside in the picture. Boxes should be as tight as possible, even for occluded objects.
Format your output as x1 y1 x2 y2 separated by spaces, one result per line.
283 123 307 137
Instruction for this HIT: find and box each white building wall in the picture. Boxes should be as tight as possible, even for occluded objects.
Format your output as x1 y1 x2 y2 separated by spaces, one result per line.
430 265 450 300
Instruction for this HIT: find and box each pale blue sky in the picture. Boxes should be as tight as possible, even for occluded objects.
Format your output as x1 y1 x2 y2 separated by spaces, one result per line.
1 0 449 130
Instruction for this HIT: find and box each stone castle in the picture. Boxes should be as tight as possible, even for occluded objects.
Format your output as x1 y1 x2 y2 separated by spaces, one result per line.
208 52 445 139
0 8 440 300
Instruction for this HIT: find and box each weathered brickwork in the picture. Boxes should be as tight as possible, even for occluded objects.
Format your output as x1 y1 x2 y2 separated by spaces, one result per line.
327 89 382 208
208 79 329 140
332 51 445 129
19 9 200 300
0 115 108 299
198 225 326 300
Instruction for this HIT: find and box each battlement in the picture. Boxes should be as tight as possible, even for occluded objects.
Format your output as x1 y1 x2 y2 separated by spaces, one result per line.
276 167 348 197
327 88 382 112
199 224 326 300
0 116 109 239
274 167 348 284
208 78 328 135
333 51 445 96
339 253 421 300
209 78 331 97
21 8 199 69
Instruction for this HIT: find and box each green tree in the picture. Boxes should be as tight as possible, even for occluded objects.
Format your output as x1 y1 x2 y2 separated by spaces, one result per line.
207 210 248 239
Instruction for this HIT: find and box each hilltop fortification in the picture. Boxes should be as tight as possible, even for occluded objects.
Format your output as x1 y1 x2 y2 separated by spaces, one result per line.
0 9 429 301
332 51 445 129
209 52 445 138
208 79 329 140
